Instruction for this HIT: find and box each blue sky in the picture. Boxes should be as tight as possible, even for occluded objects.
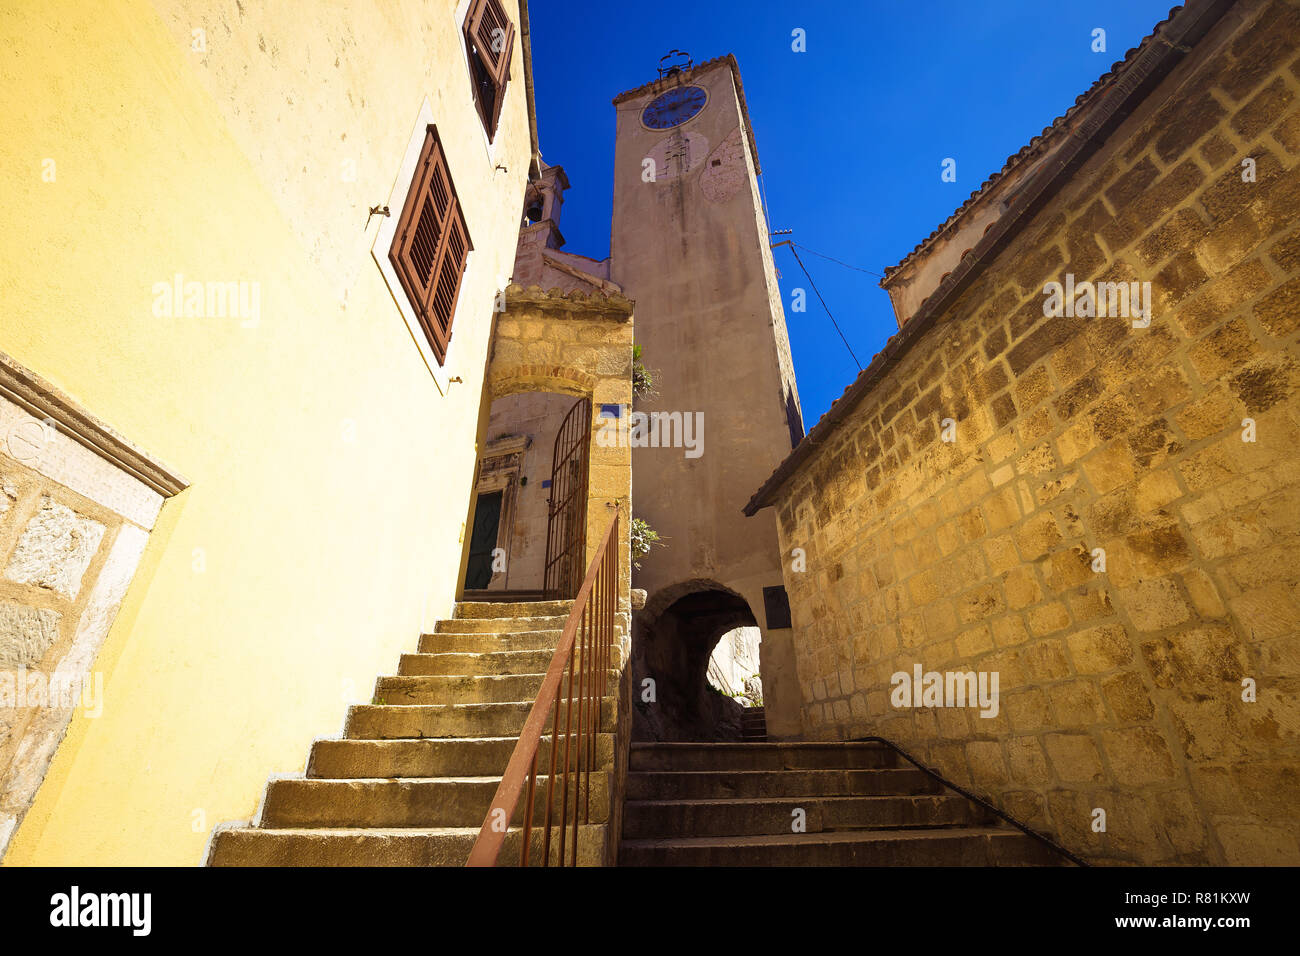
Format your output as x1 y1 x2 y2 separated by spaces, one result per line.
529 0 1177 426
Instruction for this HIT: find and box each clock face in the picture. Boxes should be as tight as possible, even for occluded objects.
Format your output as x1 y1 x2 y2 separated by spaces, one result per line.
641 86 707 130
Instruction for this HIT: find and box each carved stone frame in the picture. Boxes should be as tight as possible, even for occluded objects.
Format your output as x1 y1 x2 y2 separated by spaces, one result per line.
470 435 529 590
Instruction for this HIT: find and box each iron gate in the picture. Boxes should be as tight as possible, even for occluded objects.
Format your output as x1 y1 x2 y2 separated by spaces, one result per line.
542 397 591 599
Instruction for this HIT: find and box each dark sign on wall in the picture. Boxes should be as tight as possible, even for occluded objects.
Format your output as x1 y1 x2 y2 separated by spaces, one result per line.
763 585 792 630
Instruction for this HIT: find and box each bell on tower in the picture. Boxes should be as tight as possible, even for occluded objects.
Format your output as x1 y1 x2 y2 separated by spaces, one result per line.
521 162 568 249
523 189 543 223
511 159 616 293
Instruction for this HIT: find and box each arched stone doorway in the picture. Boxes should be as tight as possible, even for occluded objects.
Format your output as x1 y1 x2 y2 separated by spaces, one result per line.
456 284 634 605
631 579 760 741
462 388 590 598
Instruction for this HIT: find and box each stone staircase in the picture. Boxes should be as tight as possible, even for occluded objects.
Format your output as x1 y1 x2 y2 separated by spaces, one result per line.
740 706 767 741
206 599 618 866
205 603 1068 867
619 741 1071 866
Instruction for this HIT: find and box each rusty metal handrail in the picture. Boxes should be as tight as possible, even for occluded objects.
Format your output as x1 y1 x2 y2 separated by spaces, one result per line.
466 504 620 866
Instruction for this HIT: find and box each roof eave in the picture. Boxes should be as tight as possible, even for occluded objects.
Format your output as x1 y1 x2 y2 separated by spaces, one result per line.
743 0 1237 517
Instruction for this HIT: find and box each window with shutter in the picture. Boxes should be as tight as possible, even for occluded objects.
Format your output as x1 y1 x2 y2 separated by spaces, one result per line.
388 125 473 365
463 0 514 141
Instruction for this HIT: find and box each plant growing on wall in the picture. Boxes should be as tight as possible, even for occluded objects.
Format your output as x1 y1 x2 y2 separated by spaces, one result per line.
630 516 665 570
632 343 656 400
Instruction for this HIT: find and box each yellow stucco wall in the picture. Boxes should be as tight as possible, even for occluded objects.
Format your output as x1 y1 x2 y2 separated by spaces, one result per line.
0 0 531 864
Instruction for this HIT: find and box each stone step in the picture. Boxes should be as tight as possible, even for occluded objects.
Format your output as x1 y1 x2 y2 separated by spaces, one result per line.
434 615 571 634
374 670 620 706
454 600 574 620
344 697 618 739
398 649 558 676
208 823 607 867
618 827 1068 866
307 734 616 779
622 794 995 838
418 629 562 654
260 774 610 829
629 742 898 772
375 673 546 706
626 768 941 801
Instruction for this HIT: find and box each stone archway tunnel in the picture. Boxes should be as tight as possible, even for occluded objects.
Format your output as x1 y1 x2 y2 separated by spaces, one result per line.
631 585 758 742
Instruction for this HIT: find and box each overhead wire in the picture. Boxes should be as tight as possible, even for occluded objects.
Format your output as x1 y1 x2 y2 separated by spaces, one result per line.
790 242 885 279
785 244 864 372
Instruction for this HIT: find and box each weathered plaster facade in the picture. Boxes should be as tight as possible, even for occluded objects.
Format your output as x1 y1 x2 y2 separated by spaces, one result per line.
1 0 535 865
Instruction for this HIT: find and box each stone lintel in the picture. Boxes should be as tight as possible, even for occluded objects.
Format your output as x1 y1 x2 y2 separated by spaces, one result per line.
0 350 189 500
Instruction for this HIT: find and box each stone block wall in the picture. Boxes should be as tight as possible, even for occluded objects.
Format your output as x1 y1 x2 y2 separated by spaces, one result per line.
769 2 1300 864
0 470 122 780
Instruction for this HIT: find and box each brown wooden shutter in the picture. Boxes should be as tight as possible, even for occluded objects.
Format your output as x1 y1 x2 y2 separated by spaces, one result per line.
464 0 514 135
429 198 470 349
467 0 514 85
389 125 473 364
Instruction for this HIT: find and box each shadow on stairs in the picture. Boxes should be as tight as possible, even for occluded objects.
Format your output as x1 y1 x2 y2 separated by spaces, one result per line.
618 740 1078 866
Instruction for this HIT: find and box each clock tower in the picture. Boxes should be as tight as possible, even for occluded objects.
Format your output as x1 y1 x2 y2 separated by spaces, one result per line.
610 54 805 739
